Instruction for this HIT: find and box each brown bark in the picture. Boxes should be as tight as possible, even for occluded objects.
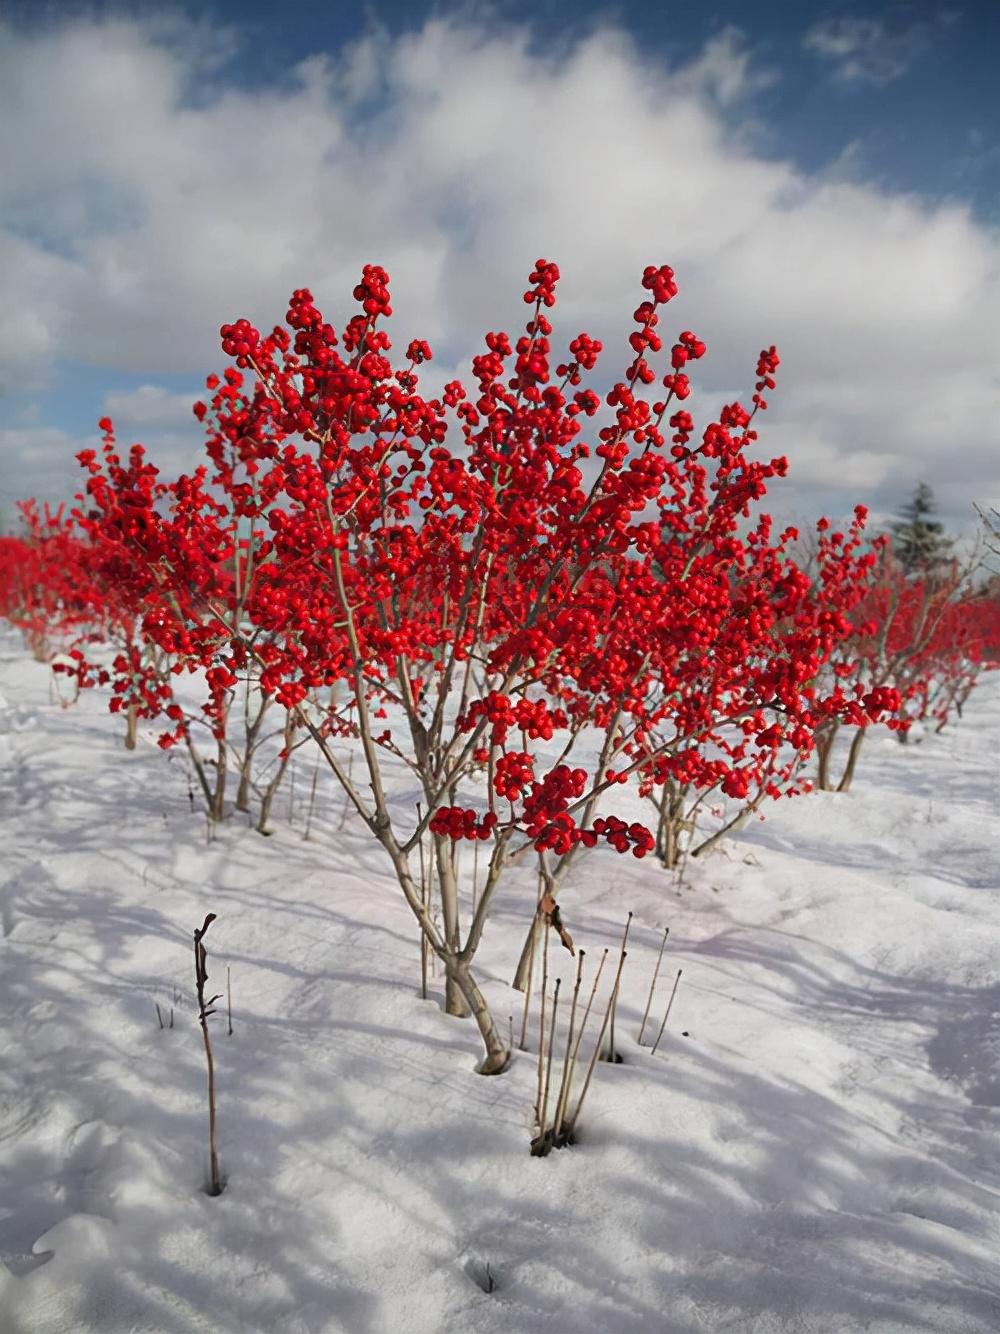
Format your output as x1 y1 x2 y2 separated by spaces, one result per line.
256 712 295 835
449 960 509 1073
815 721 838 791
210 735 227 822
125 702 139 751
235 766 253 814
837 727 867 792
434 835 469 1017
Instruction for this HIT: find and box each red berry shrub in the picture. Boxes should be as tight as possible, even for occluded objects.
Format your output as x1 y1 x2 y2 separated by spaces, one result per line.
134 260 899 1069
5 259 988 1076
812 546 993 790
0 502 100 663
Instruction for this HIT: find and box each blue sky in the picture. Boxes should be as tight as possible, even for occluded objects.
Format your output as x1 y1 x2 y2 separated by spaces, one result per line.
1 0 998 531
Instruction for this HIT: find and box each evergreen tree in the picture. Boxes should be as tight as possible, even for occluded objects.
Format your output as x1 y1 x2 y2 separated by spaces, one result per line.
890 481 953 576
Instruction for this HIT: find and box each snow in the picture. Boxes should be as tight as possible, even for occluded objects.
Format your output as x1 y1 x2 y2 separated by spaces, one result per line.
1 627 999 1333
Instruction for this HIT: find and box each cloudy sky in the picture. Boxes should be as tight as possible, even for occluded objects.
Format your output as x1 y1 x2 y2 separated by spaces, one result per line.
1 0 998 532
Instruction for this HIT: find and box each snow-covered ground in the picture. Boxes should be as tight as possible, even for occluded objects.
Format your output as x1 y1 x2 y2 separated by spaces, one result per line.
1 628 999 1334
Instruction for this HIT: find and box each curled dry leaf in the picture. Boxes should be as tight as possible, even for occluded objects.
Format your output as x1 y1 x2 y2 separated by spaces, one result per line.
540 893 575 956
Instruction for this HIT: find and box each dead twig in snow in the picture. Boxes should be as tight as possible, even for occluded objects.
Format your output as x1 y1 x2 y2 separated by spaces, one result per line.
637 927 669 1045
602 910 632 1063
650 968 683 1056
193 913 224 1196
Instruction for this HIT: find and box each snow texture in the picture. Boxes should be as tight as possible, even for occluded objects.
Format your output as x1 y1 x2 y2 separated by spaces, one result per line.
0 628 998 1333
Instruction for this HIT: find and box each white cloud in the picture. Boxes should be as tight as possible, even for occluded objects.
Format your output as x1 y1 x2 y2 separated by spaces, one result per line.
0 426 97 516
0 425 89 467
0 416 204 514
102 384 200 428
670 25 778 106
802 16 934 86
0 13 997 525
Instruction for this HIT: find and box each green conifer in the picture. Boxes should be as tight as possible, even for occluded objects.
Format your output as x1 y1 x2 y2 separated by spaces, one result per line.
890 481 953 575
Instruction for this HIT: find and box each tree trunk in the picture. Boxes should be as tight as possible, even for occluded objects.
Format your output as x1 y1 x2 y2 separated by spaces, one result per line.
255 778 279 834
256 711 295 835
236 764 253 813
211 736 227 822
837 727 866 792
512 910 539 997
661 813 678 870
655 784 671 867
654 780 687 869
236 690 271 812
379 837 504 1072
125 702 139 751
450 960 509 1074
815 721 838 791
434 835 469 1016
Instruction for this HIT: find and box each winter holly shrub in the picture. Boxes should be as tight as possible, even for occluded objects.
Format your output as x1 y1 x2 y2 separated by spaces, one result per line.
5 258 979 1075
810 545 996 790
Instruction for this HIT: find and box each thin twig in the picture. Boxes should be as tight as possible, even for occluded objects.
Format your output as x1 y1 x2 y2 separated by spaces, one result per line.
193 913 223 1196
553 949 586 1141
417 802 429 1000
557 947 608 1139
533 916 551 1124
637 927 670 1045
334 749 355 833
603 911 633 1063
303 748 321 841
566 947 628 1136
518 875 544 1050
535 978 561 1149
650 968 683 1056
